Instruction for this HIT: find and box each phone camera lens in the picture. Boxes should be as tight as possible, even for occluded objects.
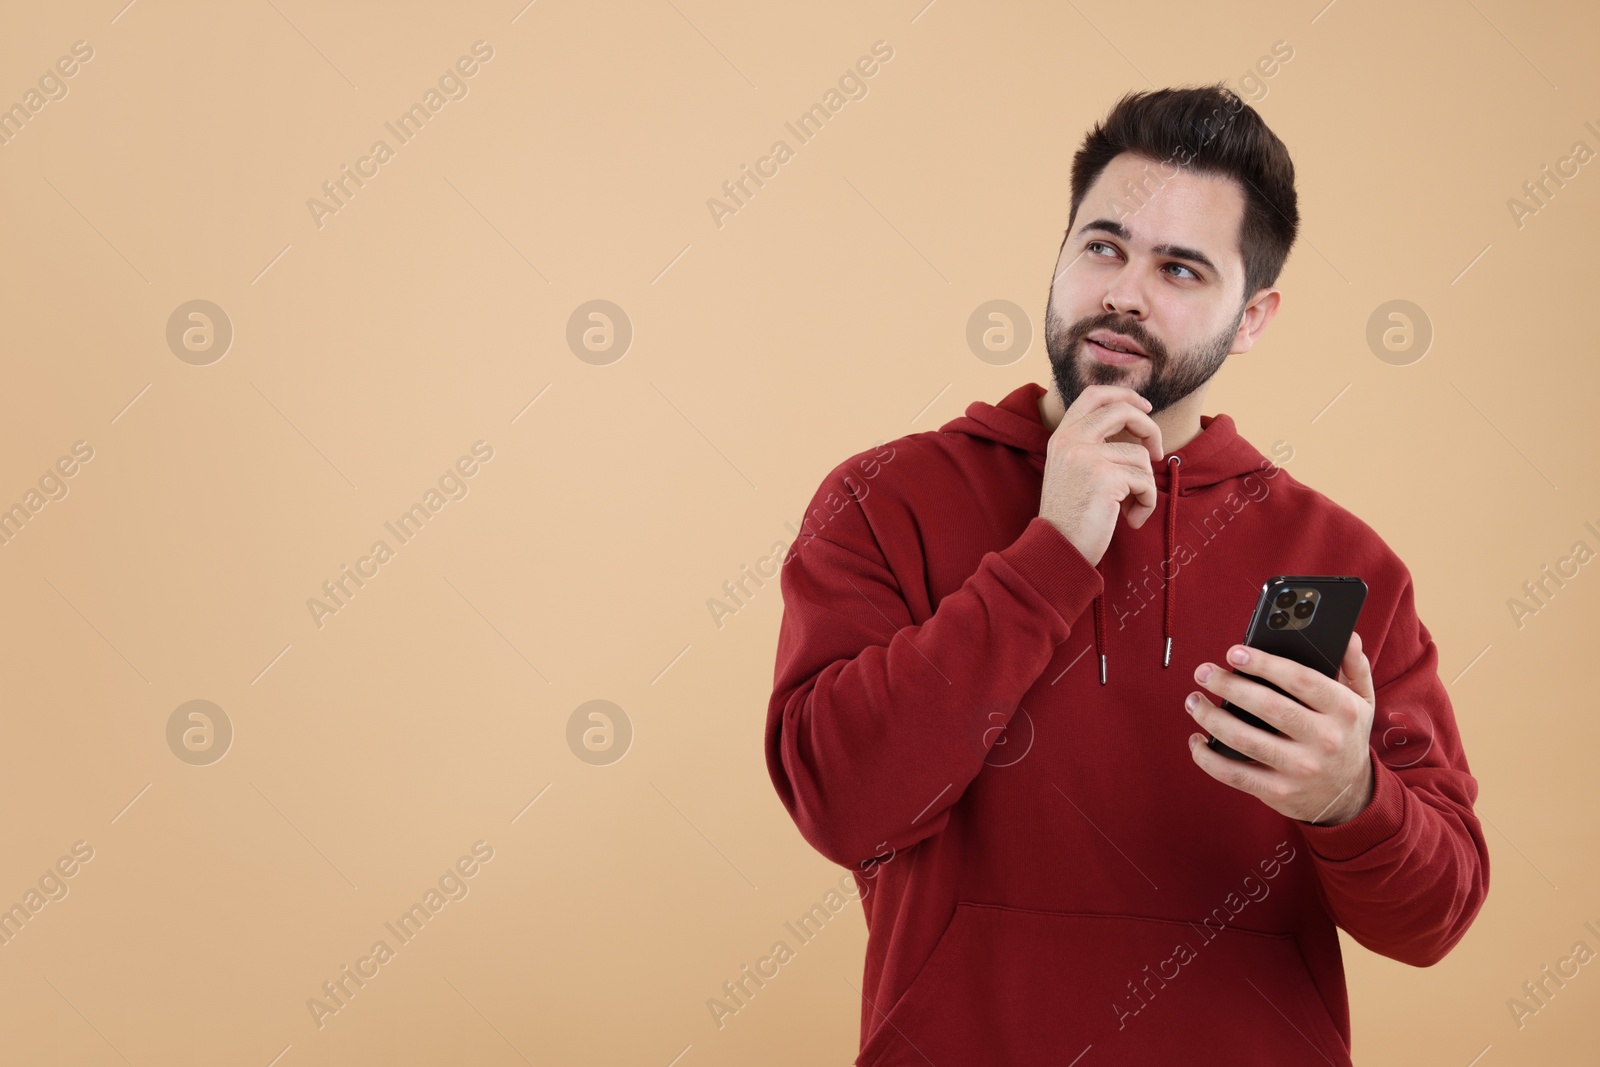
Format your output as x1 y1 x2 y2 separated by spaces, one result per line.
1273 589 1297 609
1268 611 1288 629
1292 599 1315 620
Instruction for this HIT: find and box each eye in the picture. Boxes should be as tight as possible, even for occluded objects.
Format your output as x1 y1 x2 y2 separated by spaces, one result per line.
1086 241 1202 282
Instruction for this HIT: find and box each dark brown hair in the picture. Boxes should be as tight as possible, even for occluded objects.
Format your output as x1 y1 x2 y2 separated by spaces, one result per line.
1066 83 1299 309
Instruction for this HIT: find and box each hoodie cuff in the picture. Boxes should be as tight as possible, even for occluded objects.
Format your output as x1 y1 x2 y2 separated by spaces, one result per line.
1297 748 1406 861
998 517 1105 629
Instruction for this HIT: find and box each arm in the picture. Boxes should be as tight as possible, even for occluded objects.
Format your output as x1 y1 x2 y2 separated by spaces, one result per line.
765 484 1103 870
1295 576 1490 967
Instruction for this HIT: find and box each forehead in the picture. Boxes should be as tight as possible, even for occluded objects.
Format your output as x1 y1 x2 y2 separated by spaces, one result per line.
1073 152 1245 280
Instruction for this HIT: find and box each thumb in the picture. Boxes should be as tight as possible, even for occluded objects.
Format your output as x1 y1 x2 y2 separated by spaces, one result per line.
1121 496 1154 530
1337 630 1375 702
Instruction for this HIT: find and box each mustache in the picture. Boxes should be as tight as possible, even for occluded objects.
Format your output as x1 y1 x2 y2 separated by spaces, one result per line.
1052 320 1162 364
1082 320 1159 357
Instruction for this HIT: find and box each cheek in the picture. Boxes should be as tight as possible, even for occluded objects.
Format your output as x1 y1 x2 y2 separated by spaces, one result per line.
1046 278 1070 315
1158 305 1212 346
1042 300 1070 338
1048 283 1092 325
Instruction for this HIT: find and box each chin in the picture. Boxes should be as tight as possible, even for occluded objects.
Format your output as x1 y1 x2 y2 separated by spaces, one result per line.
1080 359 1149 388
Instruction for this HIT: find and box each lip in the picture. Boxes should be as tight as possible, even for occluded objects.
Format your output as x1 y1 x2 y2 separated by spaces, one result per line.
1086 338 1148 366
1088 331 1148 356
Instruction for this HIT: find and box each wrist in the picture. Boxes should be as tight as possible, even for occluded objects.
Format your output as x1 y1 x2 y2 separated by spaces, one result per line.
1310 759 1376 826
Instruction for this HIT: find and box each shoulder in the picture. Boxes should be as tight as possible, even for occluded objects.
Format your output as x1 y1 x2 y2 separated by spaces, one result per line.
788 430 941 557
801 425 981 510
1259 465 1430 680
805 432 921 505
791 421 1013 559
1264 465 1409 577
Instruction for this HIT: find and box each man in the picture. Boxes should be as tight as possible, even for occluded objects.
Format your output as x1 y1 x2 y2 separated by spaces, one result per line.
765 85 1488 1065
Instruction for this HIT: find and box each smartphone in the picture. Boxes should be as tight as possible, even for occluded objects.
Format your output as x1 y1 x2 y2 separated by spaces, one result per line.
1206 576 1368 763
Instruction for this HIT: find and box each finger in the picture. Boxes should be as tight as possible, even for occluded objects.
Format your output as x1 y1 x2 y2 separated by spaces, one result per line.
1186 690 1293 769
1111 463 1157 529
1193 663 1313 744
1102 442 1157 520
1186 730 1276 797
1099 403 1165 465
1065 384 1154 422
1080 440 1154 477
1215 645 1344 720
1061 389 1153 443
1101 440 1159 472
1069 399 1165 464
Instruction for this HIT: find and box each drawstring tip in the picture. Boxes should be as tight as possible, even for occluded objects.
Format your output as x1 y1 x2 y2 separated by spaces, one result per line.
1163 636 1173 667
1098 653 1107 686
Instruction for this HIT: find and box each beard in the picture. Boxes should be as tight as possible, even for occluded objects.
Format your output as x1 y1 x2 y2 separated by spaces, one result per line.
1044 298 1244 417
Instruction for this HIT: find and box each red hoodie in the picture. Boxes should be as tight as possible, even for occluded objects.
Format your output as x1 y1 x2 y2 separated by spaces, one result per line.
766 381 1488 1066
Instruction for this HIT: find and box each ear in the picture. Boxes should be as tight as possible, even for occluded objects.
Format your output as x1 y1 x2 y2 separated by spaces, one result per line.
1230 288 1281 355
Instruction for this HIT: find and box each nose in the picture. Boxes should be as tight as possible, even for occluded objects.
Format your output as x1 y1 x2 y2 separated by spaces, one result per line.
1101 263 1151 320
1103 289 1146 320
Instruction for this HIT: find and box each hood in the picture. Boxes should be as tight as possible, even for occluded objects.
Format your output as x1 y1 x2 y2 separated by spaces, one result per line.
941 381 1275 684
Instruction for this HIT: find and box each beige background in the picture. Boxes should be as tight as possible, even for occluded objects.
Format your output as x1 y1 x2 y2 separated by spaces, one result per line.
0 0 1595 1063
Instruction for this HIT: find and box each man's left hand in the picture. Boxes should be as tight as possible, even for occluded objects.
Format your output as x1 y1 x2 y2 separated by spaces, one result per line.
1184 632 1376 826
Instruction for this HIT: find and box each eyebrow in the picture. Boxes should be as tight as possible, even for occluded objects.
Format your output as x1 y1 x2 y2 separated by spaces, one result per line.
1073 218 1221 277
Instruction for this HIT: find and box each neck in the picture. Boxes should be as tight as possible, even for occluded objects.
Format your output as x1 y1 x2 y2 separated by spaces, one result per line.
1038 384 1206 453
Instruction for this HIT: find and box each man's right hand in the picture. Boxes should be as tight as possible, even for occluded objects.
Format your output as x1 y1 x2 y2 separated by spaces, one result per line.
1038 385 1165 567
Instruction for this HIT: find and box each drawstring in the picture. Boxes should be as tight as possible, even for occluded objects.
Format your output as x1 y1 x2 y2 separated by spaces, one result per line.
1093 454 1182 685
1094 578 1107 685
1163 453 1181 668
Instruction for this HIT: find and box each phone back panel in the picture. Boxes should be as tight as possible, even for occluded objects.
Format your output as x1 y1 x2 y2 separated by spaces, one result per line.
1217 576 1368 743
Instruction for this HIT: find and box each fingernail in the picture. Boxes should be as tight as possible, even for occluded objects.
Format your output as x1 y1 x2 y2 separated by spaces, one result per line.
1229 647 1249 665
1195 663 1213 683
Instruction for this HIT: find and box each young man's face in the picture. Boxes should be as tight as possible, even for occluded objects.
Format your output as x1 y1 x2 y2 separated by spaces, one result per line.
1044 151 1258 416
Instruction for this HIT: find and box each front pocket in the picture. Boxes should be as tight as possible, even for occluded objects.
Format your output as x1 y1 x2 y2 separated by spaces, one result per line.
856 902 1351 1067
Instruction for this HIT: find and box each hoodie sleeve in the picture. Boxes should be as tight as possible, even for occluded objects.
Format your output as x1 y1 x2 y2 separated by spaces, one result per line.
1294 570 1490 967
766 470 1105 870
